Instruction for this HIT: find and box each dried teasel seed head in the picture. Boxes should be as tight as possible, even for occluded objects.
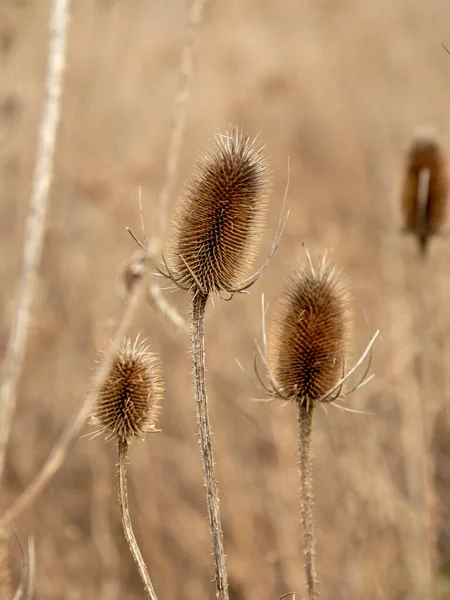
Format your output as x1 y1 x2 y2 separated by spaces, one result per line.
0 542 12 600
92 338 164 444
267 255 351 405
401 129 448 255
166 126 271 295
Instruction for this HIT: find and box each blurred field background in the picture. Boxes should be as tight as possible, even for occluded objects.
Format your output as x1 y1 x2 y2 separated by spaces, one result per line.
1 0 450 598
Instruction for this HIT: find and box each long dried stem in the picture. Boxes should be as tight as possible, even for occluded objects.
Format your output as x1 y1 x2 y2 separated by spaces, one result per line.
0 279 147 532
191 292 229 600
415 254 438 600
297 402 318 600
151 0 209 253
117 441 158 600
0 0 71 483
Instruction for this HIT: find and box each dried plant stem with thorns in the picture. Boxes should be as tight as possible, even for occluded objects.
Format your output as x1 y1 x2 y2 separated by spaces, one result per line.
165 127 276 600
0 0 71 484
117 440 158 600
191 292 228 599
297 403 317 597
91 337 164 600
261 252 377 600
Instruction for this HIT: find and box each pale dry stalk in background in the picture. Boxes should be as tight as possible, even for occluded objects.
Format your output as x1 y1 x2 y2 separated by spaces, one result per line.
91 338 164 600
164 127 272 600
0 541 12 600
0 0 71 483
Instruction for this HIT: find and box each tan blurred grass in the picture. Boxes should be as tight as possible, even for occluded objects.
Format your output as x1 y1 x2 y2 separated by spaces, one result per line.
2 0 450 598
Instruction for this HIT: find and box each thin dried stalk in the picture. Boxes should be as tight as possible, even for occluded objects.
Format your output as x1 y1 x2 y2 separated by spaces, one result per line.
415 258 438 600
0 280 147 531
0 0 71 483
151 0 209 252
117 441 158 600
297 403 318 600
192 292 228 600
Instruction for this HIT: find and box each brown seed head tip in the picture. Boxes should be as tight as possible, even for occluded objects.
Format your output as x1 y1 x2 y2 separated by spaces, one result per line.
267 255 351 405
92 338 164 444
167 126 271 295
401 129 447 252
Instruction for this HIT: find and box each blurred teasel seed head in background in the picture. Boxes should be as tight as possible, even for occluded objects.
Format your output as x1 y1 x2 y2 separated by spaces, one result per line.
166 126 271 296
91 338 164 445
401 129 448 256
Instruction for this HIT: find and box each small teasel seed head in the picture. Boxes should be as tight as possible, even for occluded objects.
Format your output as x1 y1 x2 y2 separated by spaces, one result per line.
166 126 271 295
92 338 164 444
401 128 447 255
267 254 351 405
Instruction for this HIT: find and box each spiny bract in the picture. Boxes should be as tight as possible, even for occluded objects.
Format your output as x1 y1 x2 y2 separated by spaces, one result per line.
167 126 271 295
401 131 447 255
92 338 163 444
267 256 351 405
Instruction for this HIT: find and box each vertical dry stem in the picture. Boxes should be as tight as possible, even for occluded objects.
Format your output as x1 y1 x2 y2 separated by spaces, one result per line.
297 402 318 600
191 292 229 600
0 0 71 483
117 441 158 600
152 0 209 250
415 257 438 600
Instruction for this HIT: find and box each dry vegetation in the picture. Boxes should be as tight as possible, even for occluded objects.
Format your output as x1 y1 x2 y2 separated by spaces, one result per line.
1 0 450 598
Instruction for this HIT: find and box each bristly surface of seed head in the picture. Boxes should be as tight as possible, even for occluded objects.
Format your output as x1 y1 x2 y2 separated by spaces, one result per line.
267 256 351 405
401 130 447 254
92 338 163 444
167 126 271 295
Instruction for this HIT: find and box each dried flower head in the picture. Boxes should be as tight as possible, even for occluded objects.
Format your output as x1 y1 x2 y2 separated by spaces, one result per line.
267 255 351 405
92 338 163 444
166 126 271 295
401 129 447 255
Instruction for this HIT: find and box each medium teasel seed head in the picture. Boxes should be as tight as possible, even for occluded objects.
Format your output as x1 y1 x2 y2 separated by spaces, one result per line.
92 338 164 444
267 254 351 405
401 129 448 255
167 126 271 295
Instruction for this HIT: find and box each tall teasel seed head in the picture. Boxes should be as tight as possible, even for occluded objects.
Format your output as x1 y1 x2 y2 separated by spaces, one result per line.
401 130 448 255
92 338 164 444
267 255 351 405
166 126 271 295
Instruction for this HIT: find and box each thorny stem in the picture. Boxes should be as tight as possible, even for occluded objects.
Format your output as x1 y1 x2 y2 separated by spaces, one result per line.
191 292 229 600
297 402 319 600
117 441 158 600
